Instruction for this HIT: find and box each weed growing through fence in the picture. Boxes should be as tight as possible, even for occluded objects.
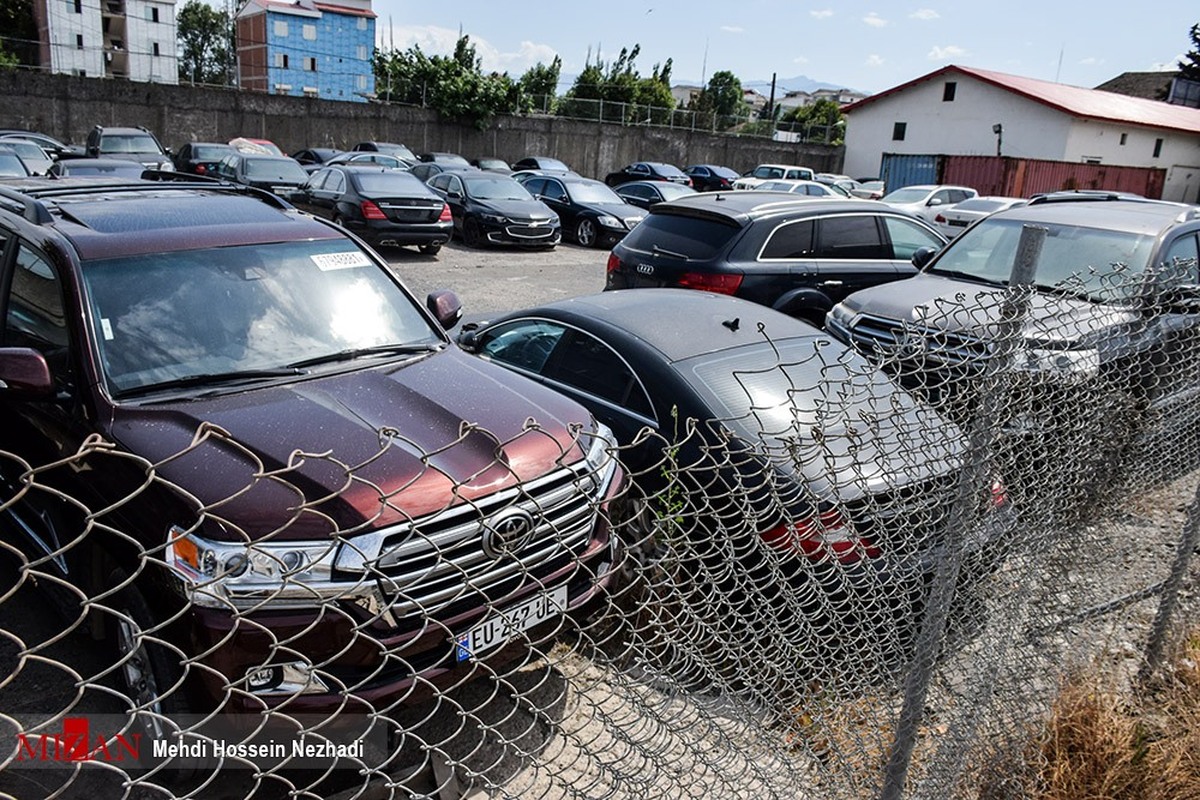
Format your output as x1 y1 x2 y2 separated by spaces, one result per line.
1021 630 1200 800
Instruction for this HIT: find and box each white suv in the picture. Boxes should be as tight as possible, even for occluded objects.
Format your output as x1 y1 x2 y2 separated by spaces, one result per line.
732 163 816 190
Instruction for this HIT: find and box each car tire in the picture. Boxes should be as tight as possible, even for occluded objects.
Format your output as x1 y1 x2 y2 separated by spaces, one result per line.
106 568 196 774
576 218 598 248
333 214 346 228
419 243 442 255
463 218 485 248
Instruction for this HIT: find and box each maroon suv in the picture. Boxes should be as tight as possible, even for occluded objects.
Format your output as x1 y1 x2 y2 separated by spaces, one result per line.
0 178 629 721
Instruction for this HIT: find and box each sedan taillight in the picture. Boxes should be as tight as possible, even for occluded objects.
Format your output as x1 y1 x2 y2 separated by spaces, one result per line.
360 200 387 220
606 252 621 273
676 271 743 295
934 213 947 224
196 164 207 175
760 508 880 565
438 203 453 222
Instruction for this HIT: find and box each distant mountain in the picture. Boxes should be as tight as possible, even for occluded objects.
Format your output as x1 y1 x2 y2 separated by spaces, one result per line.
556 72 859 95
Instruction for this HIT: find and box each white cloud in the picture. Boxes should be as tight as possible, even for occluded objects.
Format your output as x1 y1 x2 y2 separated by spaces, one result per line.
720 25 744 33
1078 56 1103 66
377 24 559 75
910 9 939 20
810 9 834 19
866 54 885 67
792 56 810 65
863 12 887 27
927 45 966 59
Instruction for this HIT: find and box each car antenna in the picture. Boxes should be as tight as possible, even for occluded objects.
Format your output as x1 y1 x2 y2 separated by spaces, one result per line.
722 317 740 332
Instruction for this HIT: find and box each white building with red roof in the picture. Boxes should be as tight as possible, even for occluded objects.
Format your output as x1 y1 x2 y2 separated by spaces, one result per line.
842 65 1200 202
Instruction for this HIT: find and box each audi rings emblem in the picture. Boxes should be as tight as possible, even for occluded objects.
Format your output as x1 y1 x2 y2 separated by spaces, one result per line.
481 508 537 558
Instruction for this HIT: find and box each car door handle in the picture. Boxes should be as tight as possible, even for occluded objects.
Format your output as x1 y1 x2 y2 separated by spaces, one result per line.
819 280 844 287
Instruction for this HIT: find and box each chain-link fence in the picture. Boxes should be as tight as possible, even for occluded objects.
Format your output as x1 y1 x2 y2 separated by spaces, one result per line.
2 235 1199 800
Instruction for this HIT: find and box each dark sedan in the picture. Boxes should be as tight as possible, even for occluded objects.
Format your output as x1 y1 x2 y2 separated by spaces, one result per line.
614 180 697 210
512 156 573 174
213 153 310 200
458 290 1013 658
519 174 645 248
352 141 418 165
173 142 235 175
470 157 512 174
306 151 409 174
604 161 692 188
290 147 343 166
410 162 478 182
684 164 740 192
426 171 560 249
294 165 452 254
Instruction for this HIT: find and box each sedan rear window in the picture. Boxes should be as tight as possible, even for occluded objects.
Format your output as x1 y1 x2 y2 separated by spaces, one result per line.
620 213 740 260
354 172 425 193
244 159 308 183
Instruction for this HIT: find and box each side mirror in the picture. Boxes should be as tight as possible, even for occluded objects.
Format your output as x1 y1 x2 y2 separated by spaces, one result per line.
426 289 463 330
0 348 53 398
912 246 938 269
927 198 944 207
457 322 482 352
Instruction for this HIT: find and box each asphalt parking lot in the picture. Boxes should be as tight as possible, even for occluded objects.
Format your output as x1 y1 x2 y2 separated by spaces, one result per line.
383 239 612 321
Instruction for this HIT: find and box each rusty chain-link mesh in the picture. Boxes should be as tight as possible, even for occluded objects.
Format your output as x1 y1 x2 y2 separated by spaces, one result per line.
2 243 1199 799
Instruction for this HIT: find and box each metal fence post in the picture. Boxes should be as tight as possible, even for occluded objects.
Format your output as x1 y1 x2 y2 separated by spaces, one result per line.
878 225 1047 800
1140 480 1200 681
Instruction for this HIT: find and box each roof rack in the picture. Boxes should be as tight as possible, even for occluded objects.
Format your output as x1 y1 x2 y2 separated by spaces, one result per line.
2 173 295 213
0 186 53 223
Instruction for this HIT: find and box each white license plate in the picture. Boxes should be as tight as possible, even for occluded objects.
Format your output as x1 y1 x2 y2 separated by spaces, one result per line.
454 585 568 662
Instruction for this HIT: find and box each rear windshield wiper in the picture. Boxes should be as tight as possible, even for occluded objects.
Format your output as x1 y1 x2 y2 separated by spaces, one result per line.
118 368 304 398
286 342 443 370
651 244 689 260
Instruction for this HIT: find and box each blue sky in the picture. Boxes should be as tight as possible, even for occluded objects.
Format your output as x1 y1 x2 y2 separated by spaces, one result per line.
367 1 1199 95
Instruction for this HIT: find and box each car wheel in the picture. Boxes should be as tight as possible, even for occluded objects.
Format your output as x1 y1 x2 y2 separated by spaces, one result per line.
576 218 598 247
333 214 346 227
463 218 485 248
419 242 442 255
106 568 195 772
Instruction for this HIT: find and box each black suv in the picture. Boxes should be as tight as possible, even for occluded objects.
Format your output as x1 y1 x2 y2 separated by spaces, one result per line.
0 177 629 730
605 193 947 325
826 195 1200 481
84 124 174 171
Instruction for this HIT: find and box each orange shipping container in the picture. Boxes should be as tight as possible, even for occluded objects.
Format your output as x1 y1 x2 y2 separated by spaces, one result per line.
941 155 1166 199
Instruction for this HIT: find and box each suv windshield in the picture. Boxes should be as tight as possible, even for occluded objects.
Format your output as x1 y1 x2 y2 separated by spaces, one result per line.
927 217 1154 303
82 239 441 394
100 133 163 155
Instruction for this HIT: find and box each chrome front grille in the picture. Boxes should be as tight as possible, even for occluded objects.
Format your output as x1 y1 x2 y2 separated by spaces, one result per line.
334 442 616 621
846 314 990 369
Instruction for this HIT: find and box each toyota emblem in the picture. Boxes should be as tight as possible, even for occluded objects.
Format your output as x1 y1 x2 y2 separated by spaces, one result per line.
481 508 537 558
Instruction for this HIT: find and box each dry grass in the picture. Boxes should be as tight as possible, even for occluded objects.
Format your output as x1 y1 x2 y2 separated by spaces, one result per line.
1026 632 1200 800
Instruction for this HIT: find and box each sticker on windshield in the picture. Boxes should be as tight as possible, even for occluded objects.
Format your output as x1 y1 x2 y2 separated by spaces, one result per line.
100 318 114 341
311 251 372 271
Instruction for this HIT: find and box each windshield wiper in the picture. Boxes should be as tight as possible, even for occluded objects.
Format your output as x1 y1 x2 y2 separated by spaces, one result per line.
119 368 304 398
651 244 688 260
1032 282 1103 304
286 342 443 370
926 267 1006 286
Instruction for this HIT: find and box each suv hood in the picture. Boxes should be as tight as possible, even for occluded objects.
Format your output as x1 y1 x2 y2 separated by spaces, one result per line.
108 348 595 540
839 273 1140 347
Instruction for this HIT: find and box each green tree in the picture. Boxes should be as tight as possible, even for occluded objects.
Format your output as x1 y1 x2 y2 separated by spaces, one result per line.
691 70 750 130
558 45 675 124
373 35 519 129
0 0 37 67
1178 23 1200 82
518 56 561 113
779 98 846 144
177 0 232 85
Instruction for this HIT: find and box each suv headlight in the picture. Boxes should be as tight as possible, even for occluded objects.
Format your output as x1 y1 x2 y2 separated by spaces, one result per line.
1016 346 1100 375
827 302 856 329
596 215 621 228
480 213 508 224
166 526 371 610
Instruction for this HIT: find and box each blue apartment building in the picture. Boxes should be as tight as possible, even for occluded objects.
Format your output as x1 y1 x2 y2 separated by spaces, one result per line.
236 0 375 102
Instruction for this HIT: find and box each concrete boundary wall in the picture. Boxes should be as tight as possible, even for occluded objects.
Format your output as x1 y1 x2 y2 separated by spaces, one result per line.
0 71 843 180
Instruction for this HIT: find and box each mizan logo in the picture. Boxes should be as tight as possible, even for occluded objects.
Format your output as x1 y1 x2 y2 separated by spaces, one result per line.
16 718 141 762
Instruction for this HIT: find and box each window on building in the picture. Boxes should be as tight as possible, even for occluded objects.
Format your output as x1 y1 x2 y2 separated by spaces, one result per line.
302 24 316 40
892 122 907 141
146 6 158 22
274 20 288 37
357 45 367 60
76 34 83 50
1154 138 1164 158
1120 133 1128 146
274 53 289 69
303 57 316 71
357 74 367 90
72 0 81 13
152 42 160 56
357 16 367 30
942 81 956 101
